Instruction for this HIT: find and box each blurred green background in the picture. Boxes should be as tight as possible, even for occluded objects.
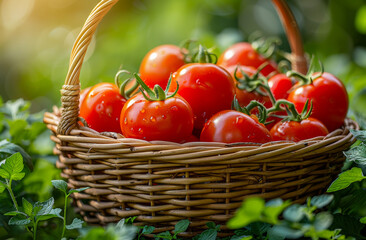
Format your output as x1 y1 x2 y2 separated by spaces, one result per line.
1 0 366 118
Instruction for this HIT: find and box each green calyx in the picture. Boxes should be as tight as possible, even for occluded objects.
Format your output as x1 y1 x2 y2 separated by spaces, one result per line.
180 40 217 64
249 32 281 59
134 73 178 101
286 56 324 86
232 97 268 124
234 64 277 105
115 70 139 99
268 99 313 123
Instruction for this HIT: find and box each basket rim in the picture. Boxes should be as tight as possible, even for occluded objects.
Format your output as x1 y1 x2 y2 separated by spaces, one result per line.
44 108 359 148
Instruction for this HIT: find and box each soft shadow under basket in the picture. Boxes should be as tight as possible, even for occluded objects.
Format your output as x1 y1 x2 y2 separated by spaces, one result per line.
44 0 358 236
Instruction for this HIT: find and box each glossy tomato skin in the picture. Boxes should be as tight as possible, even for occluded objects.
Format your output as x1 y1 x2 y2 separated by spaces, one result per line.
200 110 272 144
270 117 329 142
218 42 278 77
80 83 126 133
287 72 348 132
79 86 91 109
268 74 294 100
139 44 185 89
226 65 272 108
120 93 194 142
170 63 236 131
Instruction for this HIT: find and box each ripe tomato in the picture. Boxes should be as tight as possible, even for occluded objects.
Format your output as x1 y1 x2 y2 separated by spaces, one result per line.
287 72 348 132
169 63 235 131
79 86 91 109
139 44 185 89
200 110 272 144
217 42 278 77
79 83 126 133
270 117 329 142
226 65 272 108
120 93 194 142
268 73 294 100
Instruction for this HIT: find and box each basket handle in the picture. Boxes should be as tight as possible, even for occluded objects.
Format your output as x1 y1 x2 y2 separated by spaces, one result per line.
271 0 307 75
57 0 119 135
57 0 307 135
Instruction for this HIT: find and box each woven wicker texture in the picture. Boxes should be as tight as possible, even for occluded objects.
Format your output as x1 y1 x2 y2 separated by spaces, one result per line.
44 0 358 236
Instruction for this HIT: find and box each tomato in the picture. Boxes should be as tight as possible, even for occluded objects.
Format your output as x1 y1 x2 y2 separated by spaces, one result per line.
169 63 236 131
217 42 278 77
268 73 294 100
79 83 126 133
200 110 272 144
79 86 91 109
226 65 272 108
287 72 348 132
139 44 185 89
120 93 194 142
270 117 329 142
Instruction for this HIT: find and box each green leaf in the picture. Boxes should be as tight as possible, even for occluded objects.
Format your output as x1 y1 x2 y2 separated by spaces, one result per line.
360 216 366 224
51 180 68 194
66 218 84 230
344 143 366 164
311 195 334 208
0 98 30 120
22 198 33 216
314 212 333 231
174 219 190 234
34 197 54 216
5 211 25 216
0 140 32 170
68 187 90 195
227 197 265 229
1 152 24 181
327 168 366 192
198 229 217 240
141 225 155 235
156 230 172 239
283 204 305 222
350 129 366 142
263 199 291 224
206 221 216 229
0 182 5 193
8 215 31 226
270 225 304 239
12 172 25 181
0 169 10 179
331 214 364 239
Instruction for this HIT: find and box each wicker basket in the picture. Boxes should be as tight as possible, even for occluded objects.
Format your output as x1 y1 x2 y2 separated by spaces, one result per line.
44 0 358 236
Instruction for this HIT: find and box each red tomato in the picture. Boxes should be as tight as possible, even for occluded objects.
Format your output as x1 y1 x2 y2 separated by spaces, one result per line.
79 83 126 133
287 72 348 132
139 44 185 89
79 86 91 109
226 65 272 108
218 42 278 77
120 93 194 142
169 63 235 131
268 73 294 100
270 117 329 142
200 110 272 144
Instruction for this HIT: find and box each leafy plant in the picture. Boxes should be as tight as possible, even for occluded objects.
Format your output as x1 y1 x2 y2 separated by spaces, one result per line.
51 180 89 238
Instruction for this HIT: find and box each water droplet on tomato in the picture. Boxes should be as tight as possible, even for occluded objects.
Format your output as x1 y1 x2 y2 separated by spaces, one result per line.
138 128 144 134
171 106 178 112
235 117 243 124
155 105 159 109
124 118 127 125
196 79 201 85
150 116 156 122
140 109 146 114
162 114 167 119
